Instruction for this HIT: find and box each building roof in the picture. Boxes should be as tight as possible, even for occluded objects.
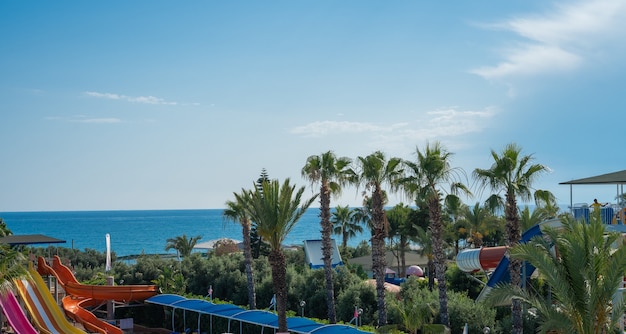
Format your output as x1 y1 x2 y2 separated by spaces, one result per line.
559 170 626 185
0 234 66 245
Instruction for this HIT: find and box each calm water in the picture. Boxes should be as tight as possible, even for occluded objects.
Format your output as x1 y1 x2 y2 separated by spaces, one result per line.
1 209 370 257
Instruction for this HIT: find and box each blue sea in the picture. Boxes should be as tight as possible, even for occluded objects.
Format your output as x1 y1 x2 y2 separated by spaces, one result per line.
0 209 370 257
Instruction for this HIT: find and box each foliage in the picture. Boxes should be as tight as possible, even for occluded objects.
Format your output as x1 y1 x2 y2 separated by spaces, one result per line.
336 281 378 325
486 213 626 334
446 263 484 300
151 265 186 295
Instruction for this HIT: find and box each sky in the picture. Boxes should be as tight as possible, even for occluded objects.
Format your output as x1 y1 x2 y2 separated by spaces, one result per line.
1 1 626 212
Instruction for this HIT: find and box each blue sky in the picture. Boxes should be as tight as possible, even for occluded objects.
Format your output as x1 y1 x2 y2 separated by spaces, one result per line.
1 1 625 211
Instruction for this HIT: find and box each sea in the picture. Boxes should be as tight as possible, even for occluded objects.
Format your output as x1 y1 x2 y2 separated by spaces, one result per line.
0 209 371 257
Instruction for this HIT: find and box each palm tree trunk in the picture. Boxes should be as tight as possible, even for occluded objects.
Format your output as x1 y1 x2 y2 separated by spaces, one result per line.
320 182 337 323
242 220 256 309
506 192 523 334
429 197 450 327
372 186 387 326
269 249 288 333
400 234 407 277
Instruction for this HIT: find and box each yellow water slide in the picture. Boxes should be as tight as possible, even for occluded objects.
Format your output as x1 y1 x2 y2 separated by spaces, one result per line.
14 265 86 334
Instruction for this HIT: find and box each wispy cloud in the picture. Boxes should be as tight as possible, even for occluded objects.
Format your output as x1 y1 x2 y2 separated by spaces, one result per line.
290 121 407 137
84 91 178 105
471 0 626 80
290 107 497 156
71 117 121 124
45 115 122 124
291 107 497 152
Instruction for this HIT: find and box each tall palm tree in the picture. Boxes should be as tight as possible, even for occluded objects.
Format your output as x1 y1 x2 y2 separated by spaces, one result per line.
355 151 404 326
301 151 355 323
331 205 362 250
224 193 256 309
486 213 626 334
404 142 470 327
164 234 202 258
243 178 317 333
473 142 549 334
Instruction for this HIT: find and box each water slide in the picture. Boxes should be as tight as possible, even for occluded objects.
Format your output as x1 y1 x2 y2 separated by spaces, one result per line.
14 266 86 334
61 296 121 334
38 255 158 333
40 255 158 302
38 256 155 334
37 257 121 334
0 290 39 334
456 218 561 302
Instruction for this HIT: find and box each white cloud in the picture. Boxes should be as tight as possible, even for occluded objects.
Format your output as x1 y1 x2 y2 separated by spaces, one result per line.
291 107 497 153
45 115 122 123
471 0 626 80
71 117 121 124
84 91 178 105
290 120 407 137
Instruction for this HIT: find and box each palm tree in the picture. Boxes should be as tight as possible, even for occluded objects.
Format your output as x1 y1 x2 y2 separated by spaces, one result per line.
473 142 549 334
404 142 470 327
331 205 362 250
355 151 404 326
224 193 256 309
486 213 626 334
164 234 202 258
242 178 317 333
457 202 499 248
301 151 355 323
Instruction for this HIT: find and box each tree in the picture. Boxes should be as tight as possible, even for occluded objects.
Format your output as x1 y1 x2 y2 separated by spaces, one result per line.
474 142 550 334
224 193 256 309
331 205 362 250
355 151 404 326
302 151 355 323
486 213 626 334
386 203 418 277
164 234 202 258
151 264 186 295
457 202 499 248
242 178 317 333
403 142 471 327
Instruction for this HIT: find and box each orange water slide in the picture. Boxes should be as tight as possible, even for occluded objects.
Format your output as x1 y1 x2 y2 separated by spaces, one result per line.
37 256 157 334
43 255 158 302
37 257 122 334
62 296 123 334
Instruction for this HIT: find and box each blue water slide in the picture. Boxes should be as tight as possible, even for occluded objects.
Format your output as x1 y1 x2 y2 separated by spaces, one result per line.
476 223 544 302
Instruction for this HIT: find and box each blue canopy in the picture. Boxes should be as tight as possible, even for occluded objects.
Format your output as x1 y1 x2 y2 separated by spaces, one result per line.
146 294 371 334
